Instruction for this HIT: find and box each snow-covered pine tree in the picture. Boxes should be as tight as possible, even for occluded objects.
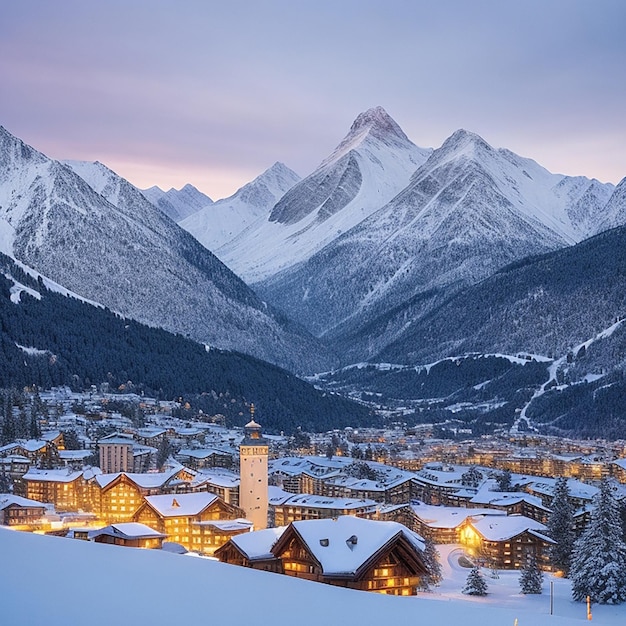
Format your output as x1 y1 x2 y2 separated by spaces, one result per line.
462 566 488 596
156 437 172 470
570 479 626 604
495 468 512 492
547 477 575 576
519 553 543 594
460 466 483 488
419 537 443 589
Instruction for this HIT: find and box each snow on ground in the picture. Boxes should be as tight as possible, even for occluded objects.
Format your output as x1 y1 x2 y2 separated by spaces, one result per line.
1 529 624 625
5 274 42 303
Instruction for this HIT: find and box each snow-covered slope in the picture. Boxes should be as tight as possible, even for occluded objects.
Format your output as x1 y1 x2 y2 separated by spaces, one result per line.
181 162 300 252
0 126 330 373
256 129 616 362
141 182 213 222
2 528 621 626
216 107 432 282
594 177 626 234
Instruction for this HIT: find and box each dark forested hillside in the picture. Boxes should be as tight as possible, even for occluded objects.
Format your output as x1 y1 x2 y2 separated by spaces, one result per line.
0 254 373 433
375 224 626 365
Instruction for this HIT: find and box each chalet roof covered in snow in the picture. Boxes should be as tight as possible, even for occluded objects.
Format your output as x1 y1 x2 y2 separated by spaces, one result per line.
23 468 84 483
95 468 179 489
414 464 472 487
469 515 554 543
90 522 166 540
97 436 134 446
40 431 62 442
58 449 93 461
193 519 252 532
269 455 352 477
193 468 240 488
272 492 377 511
468 481 549 510
21 439 48 452
177 447 234 459
527 477 598 501
286 516 425 576
144 492 219 517
0 493 47 510
411 502 506 528
225 526 286 560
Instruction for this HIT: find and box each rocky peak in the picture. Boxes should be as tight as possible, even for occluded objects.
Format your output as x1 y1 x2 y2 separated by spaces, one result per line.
346 106 410 143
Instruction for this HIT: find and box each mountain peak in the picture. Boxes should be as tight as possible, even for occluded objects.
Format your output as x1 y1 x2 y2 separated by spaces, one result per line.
443 128 493 152
0 125 45 168
347 106 409 143
423 129 496 170
228 161 300 207
267 161 298 176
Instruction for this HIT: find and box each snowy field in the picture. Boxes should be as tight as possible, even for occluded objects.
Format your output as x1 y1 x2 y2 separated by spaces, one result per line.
1 528 624 626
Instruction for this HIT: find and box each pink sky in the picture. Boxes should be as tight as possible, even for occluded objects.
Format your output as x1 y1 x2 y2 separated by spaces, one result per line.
1 0 625 200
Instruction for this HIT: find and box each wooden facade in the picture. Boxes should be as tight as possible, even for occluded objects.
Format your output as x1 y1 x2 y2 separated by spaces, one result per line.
91 523 165 549
133 494 248 555
24 470 87 512
272 526 426 595
459 517 555 570
214 540 283 573
98 474 145 523
0 496 47 527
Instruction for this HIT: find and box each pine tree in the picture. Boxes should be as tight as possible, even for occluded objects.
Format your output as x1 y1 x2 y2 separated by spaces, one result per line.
156 437 172 470
570 479 626 604
462 566 488 596
0 470 11 493
519 553 543 594
61 429 81 450
547 477 575 576
495 468 512 492
461 466 483 488
419 537 443 589
29 407 41 439
1 404 16 445
16 405 28 439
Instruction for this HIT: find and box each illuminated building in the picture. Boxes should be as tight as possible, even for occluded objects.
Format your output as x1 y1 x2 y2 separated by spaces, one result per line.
272 516 428 595
239 406 268 530
217 516 429 595
134 491 250 554
90 522 166 548
459 515 555 570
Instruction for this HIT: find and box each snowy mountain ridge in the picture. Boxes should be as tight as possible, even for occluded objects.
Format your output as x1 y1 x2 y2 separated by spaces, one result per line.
213 106 433 282
0 125 332 373
255 119 618 362
141 182 213 223
181 161 301 253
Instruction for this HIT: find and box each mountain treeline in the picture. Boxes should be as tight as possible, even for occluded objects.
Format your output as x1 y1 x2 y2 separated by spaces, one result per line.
0 254 373 434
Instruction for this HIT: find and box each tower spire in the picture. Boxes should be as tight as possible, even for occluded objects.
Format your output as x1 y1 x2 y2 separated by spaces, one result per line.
239 403 268 530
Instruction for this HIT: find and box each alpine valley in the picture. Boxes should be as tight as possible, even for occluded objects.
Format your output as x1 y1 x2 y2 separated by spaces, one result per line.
2 107 626 437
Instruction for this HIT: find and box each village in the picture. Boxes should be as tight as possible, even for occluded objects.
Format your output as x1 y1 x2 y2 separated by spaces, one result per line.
2 387 626 599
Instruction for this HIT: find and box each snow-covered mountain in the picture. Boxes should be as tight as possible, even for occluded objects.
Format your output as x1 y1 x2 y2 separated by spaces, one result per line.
0 126 331 373
594 177 626 234
215 106 432 282
256 128 616 362
141 182 213 222
181 162 300 252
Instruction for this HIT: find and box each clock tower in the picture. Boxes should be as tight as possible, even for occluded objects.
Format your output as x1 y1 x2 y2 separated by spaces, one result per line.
239 405 269 530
